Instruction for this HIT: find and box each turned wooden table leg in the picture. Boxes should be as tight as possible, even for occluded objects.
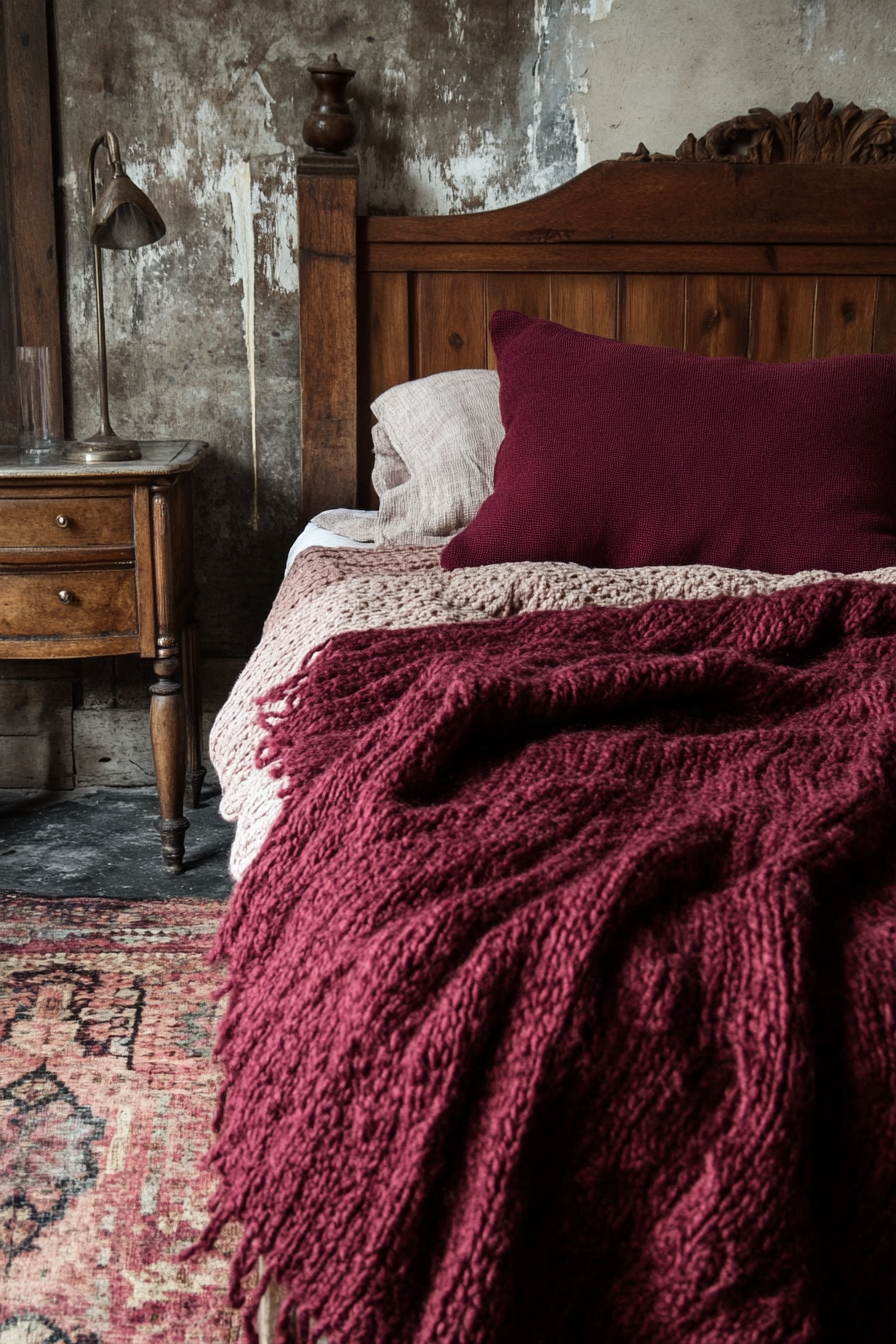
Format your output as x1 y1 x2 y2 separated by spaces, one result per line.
149 476 190 872
181 620 206 808
150 637 189 873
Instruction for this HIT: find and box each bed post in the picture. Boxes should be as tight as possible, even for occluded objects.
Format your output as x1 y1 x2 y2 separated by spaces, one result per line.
259 80 358 1344
297 54 359 522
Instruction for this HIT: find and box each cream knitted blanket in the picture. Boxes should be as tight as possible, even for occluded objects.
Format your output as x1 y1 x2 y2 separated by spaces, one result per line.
210 546 896 877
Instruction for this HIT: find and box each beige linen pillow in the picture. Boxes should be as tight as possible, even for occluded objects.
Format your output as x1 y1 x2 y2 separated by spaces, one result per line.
313 369 503 547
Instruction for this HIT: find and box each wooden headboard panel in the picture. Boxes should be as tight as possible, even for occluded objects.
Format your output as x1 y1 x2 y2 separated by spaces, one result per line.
297 94 896 519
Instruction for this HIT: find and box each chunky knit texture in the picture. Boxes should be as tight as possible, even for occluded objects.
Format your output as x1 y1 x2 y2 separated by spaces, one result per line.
209 545 896 877
196 578 896 1343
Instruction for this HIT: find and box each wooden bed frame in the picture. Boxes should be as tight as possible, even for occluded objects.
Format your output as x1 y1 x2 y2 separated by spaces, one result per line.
260 88 896 1341
297 91 896 528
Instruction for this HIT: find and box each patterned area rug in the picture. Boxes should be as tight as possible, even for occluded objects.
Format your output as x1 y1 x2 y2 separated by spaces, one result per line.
0 895 241 1344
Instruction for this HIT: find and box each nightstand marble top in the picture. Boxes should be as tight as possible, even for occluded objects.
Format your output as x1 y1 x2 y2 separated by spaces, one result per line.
0 440 208 479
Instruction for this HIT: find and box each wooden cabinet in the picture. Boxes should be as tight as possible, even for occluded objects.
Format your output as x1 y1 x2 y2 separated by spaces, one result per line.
0 440 208 872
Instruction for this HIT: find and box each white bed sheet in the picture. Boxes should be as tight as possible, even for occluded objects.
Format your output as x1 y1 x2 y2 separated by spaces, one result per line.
284 510 377 574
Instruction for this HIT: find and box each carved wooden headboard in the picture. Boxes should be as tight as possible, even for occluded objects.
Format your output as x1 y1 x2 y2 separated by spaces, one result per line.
296 93 896 521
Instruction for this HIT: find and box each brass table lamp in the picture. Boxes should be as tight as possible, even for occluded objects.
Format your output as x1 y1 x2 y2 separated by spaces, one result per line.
64 130 166 463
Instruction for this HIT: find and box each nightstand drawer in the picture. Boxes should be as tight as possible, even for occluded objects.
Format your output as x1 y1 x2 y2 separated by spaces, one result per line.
0 569 138 638
0 496 133 548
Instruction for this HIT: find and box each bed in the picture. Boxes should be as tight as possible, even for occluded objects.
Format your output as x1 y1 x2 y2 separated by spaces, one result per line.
197 89 896 1343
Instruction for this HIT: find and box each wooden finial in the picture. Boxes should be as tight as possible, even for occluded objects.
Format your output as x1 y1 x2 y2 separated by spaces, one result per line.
302 53 356 155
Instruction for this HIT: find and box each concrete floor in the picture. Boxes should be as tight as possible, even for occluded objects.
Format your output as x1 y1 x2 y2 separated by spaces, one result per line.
0 785 235 900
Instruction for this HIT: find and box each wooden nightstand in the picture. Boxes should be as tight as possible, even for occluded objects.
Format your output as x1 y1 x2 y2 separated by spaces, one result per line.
0 440 208 873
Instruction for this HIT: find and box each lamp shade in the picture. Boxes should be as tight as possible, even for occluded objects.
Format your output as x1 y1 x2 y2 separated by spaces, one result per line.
89 173 165 250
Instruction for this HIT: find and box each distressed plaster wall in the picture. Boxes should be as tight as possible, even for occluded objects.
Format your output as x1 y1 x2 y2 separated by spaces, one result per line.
54 0 570 662
566 0 896 163
53 0 896 664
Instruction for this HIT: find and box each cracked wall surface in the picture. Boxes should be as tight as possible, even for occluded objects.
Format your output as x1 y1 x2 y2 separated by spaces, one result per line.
52 0 896 657
567 0 896 163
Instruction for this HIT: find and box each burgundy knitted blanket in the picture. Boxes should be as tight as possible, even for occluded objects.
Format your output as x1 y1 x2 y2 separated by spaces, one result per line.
196 580 896 1344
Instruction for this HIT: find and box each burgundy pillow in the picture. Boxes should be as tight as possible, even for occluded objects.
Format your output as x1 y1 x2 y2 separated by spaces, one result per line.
440 310 896 575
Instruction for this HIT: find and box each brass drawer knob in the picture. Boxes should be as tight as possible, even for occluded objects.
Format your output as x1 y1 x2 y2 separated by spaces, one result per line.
58 590 74 604
55 514 70 528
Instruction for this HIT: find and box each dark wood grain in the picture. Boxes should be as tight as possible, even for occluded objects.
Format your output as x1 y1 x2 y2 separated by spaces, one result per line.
164 472 196 633
0 630 141 660
619 273 685 348
485 273 550 367
149 670 187 871
485 273 552 321
298 164 358 519
685 275 752 356
361 163 896 246
873 276 896 353
550 273 618 337
812 276 877 356
413 272 487 376
363 241 896 276
133 483 155 657
0 495 133 547
0 568 138 638
749 275 817 361
1 0 63 441
149 478 187 872
0 545 133 568
359 270 409 506
363 271 411 403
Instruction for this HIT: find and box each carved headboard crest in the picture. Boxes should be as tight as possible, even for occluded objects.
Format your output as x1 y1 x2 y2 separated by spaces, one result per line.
622 91 896 165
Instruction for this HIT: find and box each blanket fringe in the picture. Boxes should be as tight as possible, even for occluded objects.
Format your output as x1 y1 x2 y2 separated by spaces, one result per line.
198 581 896 1343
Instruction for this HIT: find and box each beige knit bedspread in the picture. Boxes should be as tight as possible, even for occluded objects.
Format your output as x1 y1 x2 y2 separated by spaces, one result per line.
210 545 896 878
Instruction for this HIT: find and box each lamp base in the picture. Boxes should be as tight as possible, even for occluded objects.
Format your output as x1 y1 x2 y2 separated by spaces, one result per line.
63 433 142 463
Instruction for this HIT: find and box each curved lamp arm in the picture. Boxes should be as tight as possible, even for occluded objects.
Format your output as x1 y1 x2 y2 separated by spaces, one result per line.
87 134 117 441
65 130 166 462
88 130 124 212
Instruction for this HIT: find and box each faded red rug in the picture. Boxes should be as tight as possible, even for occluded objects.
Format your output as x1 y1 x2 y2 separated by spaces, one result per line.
0 894 240 1344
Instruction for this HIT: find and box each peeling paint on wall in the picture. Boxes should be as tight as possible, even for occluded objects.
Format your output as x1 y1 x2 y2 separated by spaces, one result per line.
252 69 278 130
796 0 828 55
223 158 259 531
260 164 299 294
52 0 896 661
528 0 583 194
